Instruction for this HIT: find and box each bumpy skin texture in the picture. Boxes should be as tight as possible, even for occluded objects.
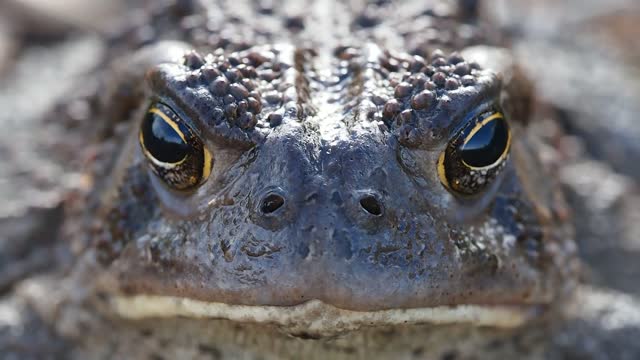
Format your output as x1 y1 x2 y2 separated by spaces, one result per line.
81 0 577 318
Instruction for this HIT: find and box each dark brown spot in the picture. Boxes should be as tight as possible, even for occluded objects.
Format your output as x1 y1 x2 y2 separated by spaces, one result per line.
410 55 426 72
229 83 249 99
411 90 434 110
247 97 262 113
186 73 199 87
445 78 460 90
382 99 401 119
224 103 237 119
201 65 220 81
184 51 204 69
399 109 413 124
432 57 447 67
265 91 283 104
241 78 256 91
461 75 476 86
432 72 447 87
211 77 229 96
237 113 256 129
237 100 249 113
394 82 413 98
448 52 464 65
454 62 470 76
268 113 283 126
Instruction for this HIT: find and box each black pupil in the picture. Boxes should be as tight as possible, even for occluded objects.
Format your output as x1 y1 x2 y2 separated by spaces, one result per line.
141 111 189 163
460 117 509 168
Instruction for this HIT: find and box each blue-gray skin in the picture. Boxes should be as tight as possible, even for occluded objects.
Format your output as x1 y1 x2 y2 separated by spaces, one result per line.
83 0 577 327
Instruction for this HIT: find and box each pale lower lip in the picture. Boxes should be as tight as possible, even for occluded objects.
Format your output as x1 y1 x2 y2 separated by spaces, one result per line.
111 295 540 336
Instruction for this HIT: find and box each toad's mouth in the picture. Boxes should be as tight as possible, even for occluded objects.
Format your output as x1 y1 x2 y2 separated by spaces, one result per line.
110 295 543 336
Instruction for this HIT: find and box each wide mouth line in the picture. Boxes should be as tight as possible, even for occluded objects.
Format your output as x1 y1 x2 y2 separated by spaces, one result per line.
111 295 541 335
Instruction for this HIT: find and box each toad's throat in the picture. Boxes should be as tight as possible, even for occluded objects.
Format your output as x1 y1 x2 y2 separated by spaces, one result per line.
111 295 542 336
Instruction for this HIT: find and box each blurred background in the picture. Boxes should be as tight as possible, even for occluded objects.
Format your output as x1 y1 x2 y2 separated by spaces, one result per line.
0 0 639 356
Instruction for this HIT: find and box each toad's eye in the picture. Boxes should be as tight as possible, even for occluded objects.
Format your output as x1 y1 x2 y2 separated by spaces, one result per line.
438 111 511 196
139 103 212 191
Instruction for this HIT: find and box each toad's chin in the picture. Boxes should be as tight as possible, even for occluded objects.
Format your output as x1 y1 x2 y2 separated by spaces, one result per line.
110 295 543 336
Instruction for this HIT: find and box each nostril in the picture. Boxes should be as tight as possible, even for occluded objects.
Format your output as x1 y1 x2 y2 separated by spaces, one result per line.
359 195 383 216
261 194 285 214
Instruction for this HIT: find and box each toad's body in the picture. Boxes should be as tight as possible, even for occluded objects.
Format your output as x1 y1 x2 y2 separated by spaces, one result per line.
8 0 579 357
76 0 577 333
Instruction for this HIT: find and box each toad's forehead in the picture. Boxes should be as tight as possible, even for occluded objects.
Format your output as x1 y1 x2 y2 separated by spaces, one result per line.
146 43 499 148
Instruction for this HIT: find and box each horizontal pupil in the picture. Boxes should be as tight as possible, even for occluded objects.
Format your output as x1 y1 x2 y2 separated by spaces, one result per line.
142 111 189 163
460 117 508 168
